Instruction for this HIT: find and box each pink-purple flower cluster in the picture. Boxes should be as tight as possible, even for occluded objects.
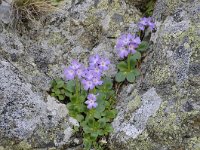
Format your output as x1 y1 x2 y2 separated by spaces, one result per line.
115 34 141 58
85 93 98 109
64 55 110 91
138 17 155 31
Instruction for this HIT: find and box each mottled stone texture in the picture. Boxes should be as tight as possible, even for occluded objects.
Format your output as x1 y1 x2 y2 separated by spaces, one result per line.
0 56 79 149
0 0 199 149
0 0 141 149
125 0 150 7
109 0 200 149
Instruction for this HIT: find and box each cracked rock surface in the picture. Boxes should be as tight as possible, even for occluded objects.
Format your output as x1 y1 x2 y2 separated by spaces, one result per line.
0 0 141 149
109 0 200 149
0 0 199 149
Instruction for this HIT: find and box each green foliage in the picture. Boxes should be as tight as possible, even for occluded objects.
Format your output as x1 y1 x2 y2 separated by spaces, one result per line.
115 51 141 83
50 77 117 150
144 0 157 16
136 41 149 52
80 78 117 149
51 78 73 101
115 40 149 83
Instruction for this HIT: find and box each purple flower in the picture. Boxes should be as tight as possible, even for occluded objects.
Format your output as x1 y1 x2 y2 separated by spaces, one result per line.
132 36 141 45
148 21 155 31
98 58 110 71
89 55 100 67
92 77 103 86
138 17 155 31
64 67 75 80
70 60 82 70
115 33 141 58
116 34 133 46
85 93 98 109
116 44 129 59
81 79 95 90
76 68 84 79
83 69 94 80
128 43 137 54
138 17 149 30
88 66 102 77
64 56 110 91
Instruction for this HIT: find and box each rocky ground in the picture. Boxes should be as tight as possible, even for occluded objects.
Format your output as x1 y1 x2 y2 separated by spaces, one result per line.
0 0 199 149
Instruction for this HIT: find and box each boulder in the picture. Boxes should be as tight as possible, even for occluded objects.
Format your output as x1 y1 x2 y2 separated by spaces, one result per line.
0 0 141 149
109 0 200 149
0 56 79 149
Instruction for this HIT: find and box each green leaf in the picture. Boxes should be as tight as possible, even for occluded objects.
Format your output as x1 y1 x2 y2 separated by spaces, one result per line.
51 80 56 87
103 77 113 90
117 61 128 71
79 95 86 103
65 90 72 97
94 110 102 119
75 114 84 122
60 89 65 94
77 103 86 113
130 51 141 62
105 109 117 119
133 69 140 76
83 126 92 133
83 138 92 150
88 118 95 127
97 77 113 90
66 80 75 93
80 120 87 127
73 126 79 132
126 72 136 83
98 118 107 127
81 89 87 98
95 95 106 113
66 103 72 108
70 95 77 103
105 101 110 108
90 132 99 139
105 124 114 133
136 41 149 52
96 129 104 136
51 93 56 97
95 103 105 113
58 95 65 100
115 72 126 82
130 59 136 70
55 89 61 95
56 79 64 88
63 83 68 90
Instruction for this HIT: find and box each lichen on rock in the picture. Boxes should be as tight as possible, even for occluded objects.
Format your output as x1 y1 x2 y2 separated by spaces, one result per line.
0 0 199 149
109 0 200 149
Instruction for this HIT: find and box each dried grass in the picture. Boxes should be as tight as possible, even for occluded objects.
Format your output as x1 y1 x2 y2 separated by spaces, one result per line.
12 0 58 25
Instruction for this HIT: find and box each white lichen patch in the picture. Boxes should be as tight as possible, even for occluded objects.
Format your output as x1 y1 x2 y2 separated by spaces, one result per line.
69 117 79 127
112 88 162 141
46 95 69 119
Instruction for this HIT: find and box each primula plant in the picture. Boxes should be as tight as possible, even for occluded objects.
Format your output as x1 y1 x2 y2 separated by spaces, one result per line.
50 16 155 150
115 17 155 83
51 55 117 150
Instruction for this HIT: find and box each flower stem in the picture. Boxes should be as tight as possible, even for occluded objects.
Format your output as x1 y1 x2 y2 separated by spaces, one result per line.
128 54 131 71
75 77 79 96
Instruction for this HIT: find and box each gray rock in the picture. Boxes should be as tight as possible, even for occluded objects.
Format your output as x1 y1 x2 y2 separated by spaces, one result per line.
0 0 142 149
0 0 13 24
111 88 162 141
0 57 79 149
109 0 200 149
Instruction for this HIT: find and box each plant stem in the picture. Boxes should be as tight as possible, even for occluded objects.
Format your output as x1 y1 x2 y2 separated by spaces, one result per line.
75 77 79 96
128 54 131 71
